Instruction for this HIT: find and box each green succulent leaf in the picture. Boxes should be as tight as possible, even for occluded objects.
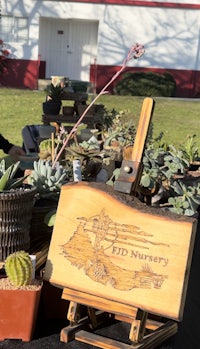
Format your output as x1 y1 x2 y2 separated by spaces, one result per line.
0 166 13 191
28 160 68 199
140 175 151 188
0 161 27 191
44 209 57 227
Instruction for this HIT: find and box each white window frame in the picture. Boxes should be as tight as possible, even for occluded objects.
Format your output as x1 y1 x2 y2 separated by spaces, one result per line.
0 15 28 43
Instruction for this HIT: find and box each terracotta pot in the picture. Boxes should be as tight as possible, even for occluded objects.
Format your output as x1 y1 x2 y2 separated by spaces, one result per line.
0 278 42 341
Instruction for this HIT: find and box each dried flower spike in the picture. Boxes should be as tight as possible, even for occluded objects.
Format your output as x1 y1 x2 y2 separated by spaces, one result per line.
52 43 145 166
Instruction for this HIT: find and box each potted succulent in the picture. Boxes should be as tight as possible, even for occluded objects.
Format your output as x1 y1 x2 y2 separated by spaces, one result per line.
137 138 200 216
27 159 68 242
38 137 66 163
180 134 200 171
0 250 42 341
42 76 65 115
27 159 68 201
0 160 37 262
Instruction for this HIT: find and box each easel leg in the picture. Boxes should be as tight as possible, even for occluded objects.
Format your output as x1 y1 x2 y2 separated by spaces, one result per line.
60 301 89 342
129 309 148 344
60 302 112 343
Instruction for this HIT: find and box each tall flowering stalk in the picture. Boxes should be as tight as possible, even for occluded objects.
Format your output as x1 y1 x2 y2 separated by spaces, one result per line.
52 43 145 167
0 39 11 74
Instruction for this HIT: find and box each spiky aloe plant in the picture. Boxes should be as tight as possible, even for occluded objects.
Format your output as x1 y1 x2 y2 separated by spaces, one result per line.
0 160 28 191
5 251 33 286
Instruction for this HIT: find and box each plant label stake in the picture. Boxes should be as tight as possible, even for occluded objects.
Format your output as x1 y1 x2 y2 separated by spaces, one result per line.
114 97 154 195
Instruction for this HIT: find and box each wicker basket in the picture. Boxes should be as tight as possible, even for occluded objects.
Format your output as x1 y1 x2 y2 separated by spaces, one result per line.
30 199 58 242
0 186 37 262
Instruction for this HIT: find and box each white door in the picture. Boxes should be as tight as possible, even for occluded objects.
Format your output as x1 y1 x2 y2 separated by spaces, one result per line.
39 18 98 81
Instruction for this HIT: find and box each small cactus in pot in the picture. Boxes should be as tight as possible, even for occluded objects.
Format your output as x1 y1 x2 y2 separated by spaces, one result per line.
5 250 33 287
0 250 42 341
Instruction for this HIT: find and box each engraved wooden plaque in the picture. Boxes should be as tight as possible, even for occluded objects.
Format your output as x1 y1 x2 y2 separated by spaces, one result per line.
44 181 197 321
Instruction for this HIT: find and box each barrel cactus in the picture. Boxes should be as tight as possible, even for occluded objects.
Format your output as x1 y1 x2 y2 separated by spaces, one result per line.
5 251 33 286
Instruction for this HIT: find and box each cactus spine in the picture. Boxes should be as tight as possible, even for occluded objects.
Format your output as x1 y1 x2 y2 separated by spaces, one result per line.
5 251 33 286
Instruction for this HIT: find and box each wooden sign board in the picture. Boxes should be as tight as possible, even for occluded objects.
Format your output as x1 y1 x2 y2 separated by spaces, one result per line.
44 181 197 321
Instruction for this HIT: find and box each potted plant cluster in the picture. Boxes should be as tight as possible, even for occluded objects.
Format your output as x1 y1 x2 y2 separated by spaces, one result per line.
136 133 200 216
0 160 37 262
0 250 42 341
42 76 65 115
45 123 200 226
40 44 199 223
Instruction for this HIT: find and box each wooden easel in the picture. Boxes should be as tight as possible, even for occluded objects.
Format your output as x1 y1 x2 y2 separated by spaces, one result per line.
44 98 197 349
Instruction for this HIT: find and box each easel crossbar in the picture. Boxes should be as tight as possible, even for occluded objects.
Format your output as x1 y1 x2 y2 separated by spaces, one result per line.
75 321 177 349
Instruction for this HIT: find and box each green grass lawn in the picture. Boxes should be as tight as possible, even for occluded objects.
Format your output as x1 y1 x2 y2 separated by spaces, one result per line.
0 88 199 158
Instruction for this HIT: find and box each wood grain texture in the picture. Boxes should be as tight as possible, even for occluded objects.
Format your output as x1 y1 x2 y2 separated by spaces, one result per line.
114 98 154 194
44 182 197 321
130 97 154 163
